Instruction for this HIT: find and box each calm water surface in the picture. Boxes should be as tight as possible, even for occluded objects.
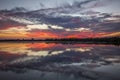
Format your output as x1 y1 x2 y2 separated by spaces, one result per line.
0 42 120 80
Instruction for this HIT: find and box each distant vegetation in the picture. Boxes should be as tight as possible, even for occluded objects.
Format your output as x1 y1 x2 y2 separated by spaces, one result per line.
0 37 120 45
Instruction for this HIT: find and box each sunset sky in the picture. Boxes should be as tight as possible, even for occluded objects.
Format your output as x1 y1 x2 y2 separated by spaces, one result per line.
0 0 120 39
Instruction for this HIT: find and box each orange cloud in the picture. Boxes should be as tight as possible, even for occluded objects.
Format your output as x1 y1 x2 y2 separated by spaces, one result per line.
102 32 120 37
0 32 28 39
66 32 95 38
0 25 119 39
27 31 59 39
66 32 117 38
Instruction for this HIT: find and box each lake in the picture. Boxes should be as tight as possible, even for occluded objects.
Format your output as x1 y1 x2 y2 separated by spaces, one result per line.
0 42 120 80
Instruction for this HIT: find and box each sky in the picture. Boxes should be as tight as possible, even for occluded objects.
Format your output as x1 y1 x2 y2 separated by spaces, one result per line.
0 0 120 13
0 0 120 39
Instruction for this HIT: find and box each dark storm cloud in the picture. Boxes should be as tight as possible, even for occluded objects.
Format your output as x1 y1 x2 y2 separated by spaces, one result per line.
91 22 120 32
72 0 97 8
60 0 97 8
0 20 25 30
39 3 45 9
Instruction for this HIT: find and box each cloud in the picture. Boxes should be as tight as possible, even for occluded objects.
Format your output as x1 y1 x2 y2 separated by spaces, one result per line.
103 32 120 37
84 0 104 9
11 7 27 12
37 0 98 11
72 0 97 8
0 20 25 30
91 22 120 32
0 27 29 39
26 23 91 32
39 2 45 9
65 28 92 32
26 24 65 31
26 24 49 30
50 25 64 29
27 31 59 39
9 17 35 24
57 0 98 9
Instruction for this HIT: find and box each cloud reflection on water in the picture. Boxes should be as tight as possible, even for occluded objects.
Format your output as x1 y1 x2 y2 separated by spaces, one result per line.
0 42 120 80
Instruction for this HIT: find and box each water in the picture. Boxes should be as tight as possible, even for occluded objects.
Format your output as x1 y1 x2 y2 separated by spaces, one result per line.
0 42 120 80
